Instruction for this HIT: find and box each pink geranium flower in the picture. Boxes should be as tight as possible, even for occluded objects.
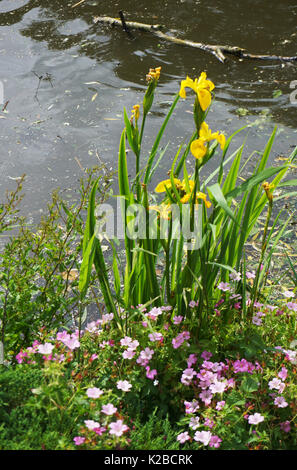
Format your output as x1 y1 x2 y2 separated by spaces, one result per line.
246 271 255 279
120 336 132 347
101 403 117 415
286 302 297 312
129 340 139 350
186 354 197 368
146 366 157 379
139 347 154 361
37 343 55 355
147 307 163 320
148 332 163 342
268 378 283 390
278 367 288 381
209 435 222 448
177 431 190 444
209 379 227 394
216 400 225 411
102 313 114 323
248 413 264 425
283 290 295 298
189 417 200 430
280 421 291 433
181 368 196 386
73 436 85 445
94 426 107 435
274 396 288 408
201 351 212 360
199 390 213 406
62 337 80 350
86 387 104 399
173 315 184 324
194 430 212 446
184 400 199 414
122 349 136 360
109 419 129 437
84 419 100 430
117 380 132 392
217 282 230 292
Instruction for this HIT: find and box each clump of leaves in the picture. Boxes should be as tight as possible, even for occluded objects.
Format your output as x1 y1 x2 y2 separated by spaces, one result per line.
0 166 114 362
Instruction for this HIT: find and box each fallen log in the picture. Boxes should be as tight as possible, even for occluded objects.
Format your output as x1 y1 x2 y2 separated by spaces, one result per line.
93 15 297 64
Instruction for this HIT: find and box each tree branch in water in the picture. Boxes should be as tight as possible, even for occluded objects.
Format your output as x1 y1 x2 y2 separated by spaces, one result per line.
93 15 297 64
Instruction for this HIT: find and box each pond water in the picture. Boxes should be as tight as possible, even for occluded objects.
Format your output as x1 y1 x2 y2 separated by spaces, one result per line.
0 0 297 221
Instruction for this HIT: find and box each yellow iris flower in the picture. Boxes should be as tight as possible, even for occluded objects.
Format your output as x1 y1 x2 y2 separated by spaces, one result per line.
190 139 208 160
155 178 211 208
155 178 183 193
262 181 274 202
148 203 172 219
146 66 162 82
131 104 140 121
190 122 226 160
179 72 215 111
155 178 195 194
180 191 211 208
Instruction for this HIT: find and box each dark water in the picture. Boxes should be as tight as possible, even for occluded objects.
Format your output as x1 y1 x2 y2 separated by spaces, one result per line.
0 0 297 220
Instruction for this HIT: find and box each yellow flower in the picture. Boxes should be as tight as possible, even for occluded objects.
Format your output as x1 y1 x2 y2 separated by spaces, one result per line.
146 66 162 82
196 191 212 208
199 122 225 150
212 132 226 150
155 178 182 193
131 104 140 121
149 203 172 219
180 190 211 207
190 139 207 160
179 72 215 111
262 181 274 202
181 179 195 192
190 122 225 159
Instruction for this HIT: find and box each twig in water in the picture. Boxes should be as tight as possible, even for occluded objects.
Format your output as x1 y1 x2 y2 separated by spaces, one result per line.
119 10 135 40
72 0 86 7
32 71 54 103
93 16 297 64
2 101 9 112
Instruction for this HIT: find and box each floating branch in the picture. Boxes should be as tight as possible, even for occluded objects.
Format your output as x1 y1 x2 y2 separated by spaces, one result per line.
93 15 297 64
118 10 134 40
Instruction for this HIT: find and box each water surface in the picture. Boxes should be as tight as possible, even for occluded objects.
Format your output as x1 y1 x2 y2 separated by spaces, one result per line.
0 0 296 220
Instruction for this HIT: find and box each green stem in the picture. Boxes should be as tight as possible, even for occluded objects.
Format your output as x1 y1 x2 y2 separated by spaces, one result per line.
136 114 147 201
249 198 273 317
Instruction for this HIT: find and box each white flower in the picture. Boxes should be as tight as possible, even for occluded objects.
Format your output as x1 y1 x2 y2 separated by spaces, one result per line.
84 420 100 430
209 380 227 394
268 378 283 391
274 396 288 408
37 343 54 355
194 430 212 446
189 417 200 430
248 413 264 425
117 380 132 392
283 290 295 298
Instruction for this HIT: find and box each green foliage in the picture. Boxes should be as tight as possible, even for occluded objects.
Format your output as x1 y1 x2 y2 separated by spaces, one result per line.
129 412 181 450
0 167 113 361
1 69 297 451
0 175 24 235
79 69 297 338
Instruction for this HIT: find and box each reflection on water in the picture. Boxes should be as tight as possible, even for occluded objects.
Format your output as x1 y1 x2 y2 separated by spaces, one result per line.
0 0 296 219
